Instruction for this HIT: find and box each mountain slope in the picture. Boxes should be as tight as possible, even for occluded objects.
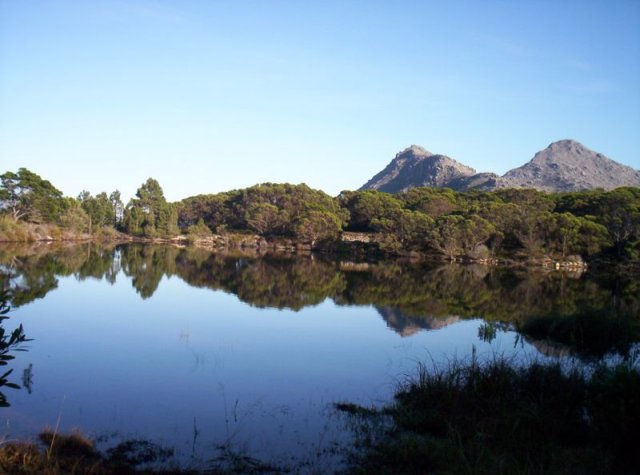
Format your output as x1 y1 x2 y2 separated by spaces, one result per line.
503 139 640 191
359 145 476 193
360 140 640 193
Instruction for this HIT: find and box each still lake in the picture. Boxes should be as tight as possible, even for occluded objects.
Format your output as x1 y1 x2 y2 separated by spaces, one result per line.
1 243 637 470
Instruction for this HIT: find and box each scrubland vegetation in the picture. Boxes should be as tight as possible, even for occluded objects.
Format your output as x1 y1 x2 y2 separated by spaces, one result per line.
2 168 639 265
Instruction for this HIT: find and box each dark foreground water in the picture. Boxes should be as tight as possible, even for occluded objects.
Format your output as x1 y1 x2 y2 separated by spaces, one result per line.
0 243 637 471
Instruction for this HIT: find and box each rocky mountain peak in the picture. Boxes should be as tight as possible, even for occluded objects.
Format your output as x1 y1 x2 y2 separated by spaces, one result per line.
360 145 476 193
504 140 640 191
397 144 433 157
359 140 640 193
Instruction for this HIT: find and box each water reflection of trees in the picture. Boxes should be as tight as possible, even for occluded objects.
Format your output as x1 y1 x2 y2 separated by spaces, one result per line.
0 243 120 306
1 243 637 334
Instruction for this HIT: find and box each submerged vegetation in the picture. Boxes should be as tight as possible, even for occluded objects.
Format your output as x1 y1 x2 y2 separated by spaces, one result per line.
2 167 639 265
338 356 640 475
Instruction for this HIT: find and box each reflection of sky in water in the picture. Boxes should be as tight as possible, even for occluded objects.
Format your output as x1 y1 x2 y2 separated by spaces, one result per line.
4 271 543 469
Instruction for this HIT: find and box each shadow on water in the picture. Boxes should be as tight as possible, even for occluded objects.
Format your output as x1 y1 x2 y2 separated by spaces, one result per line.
1 242 639 358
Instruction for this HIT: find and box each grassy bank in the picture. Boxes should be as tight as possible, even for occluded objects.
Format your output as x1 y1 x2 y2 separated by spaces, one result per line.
0 216 124 243
337 356 640 475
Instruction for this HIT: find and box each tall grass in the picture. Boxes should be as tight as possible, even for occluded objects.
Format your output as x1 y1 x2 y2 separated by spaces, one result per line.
339 355 640 474
0 216 34 242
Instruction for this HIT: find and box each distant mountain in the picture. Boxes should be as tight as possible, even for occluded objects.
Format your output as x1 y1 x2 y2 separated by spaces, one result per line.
360 140 640 193
359 145 476 193
503 140 640 191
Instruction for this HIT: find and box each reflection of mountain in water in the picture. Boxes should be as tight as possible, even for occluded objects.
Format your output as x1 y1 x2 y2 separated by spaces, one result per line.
525 338 572 359
1 243 638 352
376 306 460 337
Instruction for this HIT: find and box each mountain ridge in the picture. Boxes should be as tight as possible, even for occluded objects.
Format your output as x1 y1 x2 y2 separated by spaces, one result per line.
360 140 640 193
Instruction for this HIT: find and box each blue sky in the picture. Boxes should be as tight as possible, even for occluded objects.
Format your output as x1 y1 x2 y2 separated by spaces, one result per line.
1 0 639 202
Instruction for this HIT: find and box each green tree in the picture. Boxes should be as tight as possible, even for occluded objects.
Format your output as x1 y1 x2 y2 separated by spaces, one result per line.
245 202 288 235
78 191 115 234
555 188 640 259
186 218 213 238
372 208 434 252
109 190 124 227
59 199 90 232
178 193 232 232
293 209 343 244
123 179 178 237
430 215 494 259
401 187 459 217
340 190 403 231
0 168 65 223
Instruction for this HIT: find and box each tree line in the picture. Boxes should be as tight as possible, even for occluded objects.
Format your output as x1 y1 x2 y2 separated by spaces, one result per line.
1 167 639 262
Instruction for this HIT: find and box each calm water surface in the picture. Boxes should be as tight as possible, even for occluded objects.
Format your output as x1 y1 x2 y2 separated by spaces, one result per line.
0 243 637 470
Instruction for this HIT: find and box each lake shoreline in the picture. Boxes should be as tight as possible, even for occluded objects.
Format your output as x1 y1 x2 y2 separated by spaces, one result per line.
0 226 601 272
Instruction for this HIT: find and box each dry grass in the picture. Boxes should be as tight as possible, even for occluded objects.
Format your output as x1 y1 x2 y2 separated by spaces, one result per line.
0 430 196 474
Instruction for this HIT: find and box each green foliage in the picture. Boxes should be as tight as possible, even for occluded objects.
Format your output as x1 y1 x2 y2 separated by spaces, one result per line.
230 183 347 237
555 187 640 259
0 168 65 223
340 190 403 232
372 209 435 252
340 187 640 261
178 192 231 231
78 190 117 233
186 218 213 239
2 164 639 263
245 202 288 235
293 209 343 243
109 190 124 227
401 187 460 216
123 178 178 238
179 183 348 243
431 215 495 259
59 199 90 232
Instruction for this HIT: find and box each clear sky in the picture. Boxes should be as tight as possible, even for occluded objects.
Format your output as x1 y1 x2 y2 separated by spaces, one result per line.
1 0 639 202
